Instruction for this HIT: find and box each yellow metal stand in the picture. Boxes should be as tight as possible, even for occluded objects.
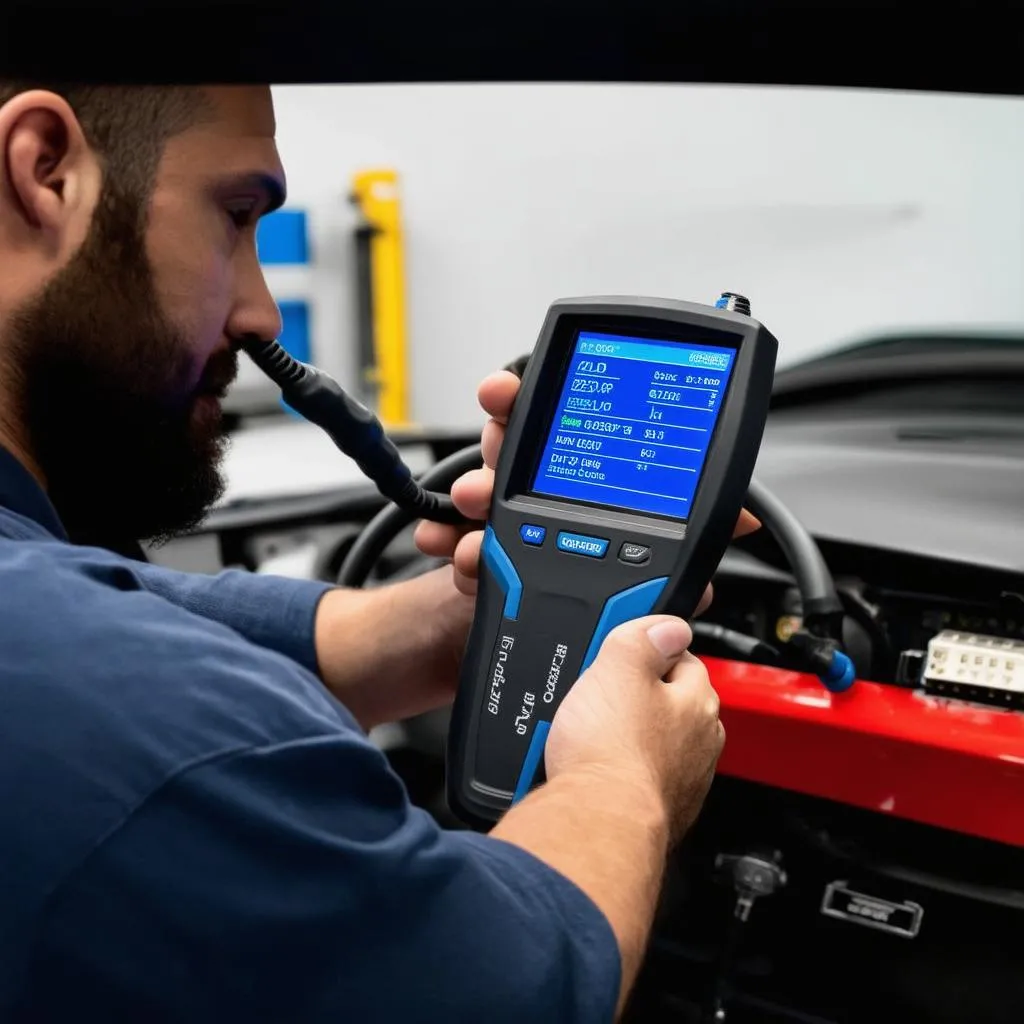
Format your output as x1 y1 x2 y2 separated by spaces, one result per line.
350 168 411 427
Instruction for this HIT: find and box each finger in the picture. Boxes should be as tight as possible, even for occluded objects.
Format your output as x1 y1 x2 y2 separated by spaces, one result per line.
733 508 761 538
450 468 494 522
589 615 694 683
665 652 715 703
478 371 520 424
665 655 722 725
452 530 484 587
481 418 505 470
414 519 463 558
452 571 479 598
694 582 713 618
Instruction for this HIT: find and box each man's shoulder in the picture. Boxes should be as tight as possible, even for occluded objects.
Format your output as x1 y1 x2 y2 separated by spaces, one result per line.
0 534 148 650
0 535 354 898
0 534 346 750
0 535 376 999
0 528 146 605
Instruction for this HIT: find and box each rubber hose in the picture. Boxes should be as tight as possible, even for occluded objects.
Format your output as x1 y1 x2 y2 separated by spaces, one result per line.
338 444 484 588
744 477 844 630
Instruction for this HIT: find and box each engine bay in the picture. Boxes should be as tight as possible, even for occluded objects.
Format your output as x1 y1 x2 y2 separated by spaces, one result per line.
630 536 1024 1022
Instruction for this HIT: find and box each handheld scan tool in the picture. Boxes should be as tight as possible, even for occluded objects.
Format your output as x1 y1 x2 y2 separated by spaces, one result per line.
446 294 778 826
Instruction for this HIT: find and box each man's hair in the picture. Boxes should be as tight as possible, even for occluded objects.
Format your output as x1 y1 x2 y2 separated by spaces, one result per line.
0 82 213 202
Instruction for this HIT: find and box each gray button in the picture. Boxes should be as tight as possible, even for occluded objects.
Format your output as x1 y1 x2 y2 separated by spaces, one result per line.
618 542 651 565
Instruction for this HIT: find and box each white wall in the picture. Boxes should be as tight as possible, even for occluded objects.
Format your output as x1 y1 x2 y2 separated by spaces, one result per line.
270 84 1024 430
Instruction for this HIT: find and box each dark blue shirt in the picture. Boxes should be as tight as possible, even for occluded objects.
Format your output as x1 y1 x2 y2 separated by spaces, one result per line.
0 446 618 1023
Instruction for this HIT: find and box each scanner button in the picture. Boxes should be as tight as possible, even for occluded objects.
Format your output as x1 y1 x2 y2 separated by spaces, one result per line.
520 524 547 546
618 542 651 565
556 532 609 559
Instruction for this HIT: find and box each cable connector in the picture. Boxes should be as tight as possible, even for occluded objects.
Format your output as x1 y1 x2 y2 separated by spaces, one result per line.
922 630 1024 710
787 630 857 693
819 650 856 693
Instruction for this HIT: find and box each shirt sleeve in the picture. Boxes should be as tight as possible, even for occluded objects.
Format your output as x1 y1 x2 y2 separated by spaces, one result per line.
21 736 620 1024
128 561 333 675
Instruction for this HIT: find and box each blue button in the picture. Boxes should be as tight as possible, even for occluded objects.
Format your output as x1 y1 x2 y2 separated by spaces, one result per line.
556 532 609 559
481 526 523 620
581 576 670 672
520 524 547 546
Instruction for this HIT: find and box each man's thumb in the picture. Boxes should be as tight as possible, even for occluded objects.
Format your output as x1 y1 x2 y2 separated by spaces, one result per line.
593 615 693 679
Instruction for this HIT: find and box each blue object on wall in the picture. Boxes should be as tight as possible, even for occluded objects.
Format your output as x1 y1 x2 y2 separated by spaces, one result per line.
277 300 311 364
257 208 312 417
277 300 311 417
257 209 310 265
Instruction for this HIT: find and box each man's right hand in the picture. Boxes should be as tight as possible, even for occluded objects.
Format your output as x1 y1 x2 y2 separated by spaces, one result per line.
545 614 724 847
491 611 724 1017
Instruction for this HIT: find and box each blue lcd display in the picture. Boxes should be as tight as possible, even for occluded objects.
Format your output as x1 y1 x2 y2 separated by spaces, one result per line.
530 331 737 519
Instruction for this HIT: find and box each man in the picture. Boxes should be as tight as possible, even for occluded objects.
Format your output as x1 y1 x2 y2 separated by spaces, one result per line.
0 83 754 1021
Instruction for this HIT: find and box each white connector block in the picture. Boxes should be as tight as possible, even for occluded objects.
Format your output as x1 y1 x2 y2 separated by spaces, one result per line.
924 630 1024 694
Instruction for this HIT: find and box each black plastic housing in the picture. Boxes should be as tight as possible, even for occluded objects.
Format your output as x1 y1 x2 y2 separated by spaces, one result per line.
446 296 778 827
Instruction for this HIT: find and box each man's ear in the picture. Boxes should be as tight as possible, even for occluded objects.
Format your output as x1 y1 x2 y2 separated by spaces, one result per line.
0 90 99 253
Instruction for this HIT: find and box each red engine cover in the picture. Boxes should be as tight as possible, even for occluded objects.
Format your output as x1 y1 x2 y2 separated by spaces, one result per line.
708 657 1024 848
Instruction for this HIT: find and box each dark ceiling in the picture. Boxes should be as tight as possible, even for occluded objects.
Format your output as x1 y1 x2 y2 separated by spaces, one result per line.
2 1 1023 96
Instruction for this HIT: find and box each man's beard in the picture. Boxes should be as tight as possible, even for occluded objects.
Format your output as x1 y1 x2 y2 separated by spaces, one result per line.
6 188 237 549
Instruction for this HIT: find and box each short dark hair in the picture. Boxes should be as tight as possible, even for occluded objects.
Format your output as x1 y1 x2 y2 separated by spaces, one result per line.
0 82 213 201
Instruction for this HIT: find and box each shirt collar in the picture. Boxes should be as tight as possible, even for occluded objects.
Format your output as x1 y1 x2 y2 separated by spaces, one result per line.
0 445 69 541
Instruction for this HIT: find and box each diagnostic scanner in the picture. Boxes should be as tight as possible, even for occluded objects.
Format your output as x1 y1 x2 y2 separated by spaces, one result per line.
446 295 778 826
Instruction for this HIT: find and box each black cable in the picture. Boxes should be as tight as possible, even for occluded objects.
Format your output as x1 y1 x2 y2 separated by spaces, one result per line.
240 335 467 525
337 502 418 589
745 477 844 636
691 621 780 663
337 444 484 587
334 353 526 586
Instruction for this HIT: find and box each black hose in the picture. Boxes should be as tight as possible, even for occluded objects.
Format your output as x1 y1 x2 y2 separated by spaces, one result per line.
745 477 844 636
337 444 484 587
691 622 780 662
335 352 527 587
240 335 466 526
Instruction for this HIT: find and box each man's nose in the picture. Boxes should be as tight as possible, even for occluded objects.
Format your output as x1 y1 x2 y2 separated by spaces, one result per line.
227 260 284 343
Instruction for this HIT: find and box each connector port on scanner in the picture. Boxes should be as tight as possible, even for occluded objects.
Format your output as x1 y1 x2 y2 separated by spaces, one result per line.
923 630 1024 711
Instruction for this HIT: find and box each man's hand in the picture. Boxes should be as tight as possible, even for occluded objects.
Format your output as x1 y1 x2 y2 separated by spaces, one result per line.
313 567 473 730
414 369 761 600
492 612 724 1015
545 615 723 845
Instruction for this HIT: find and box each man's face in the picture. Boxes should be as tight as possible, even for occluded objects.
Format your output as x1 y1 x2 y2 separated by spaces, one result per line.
8 86 285 546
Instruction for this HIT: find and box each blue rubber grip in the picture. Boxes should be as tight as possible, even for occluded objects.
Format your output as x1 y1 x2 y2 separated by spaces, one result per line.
481 526 523 620
511 721 551 804
581 576 670 672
